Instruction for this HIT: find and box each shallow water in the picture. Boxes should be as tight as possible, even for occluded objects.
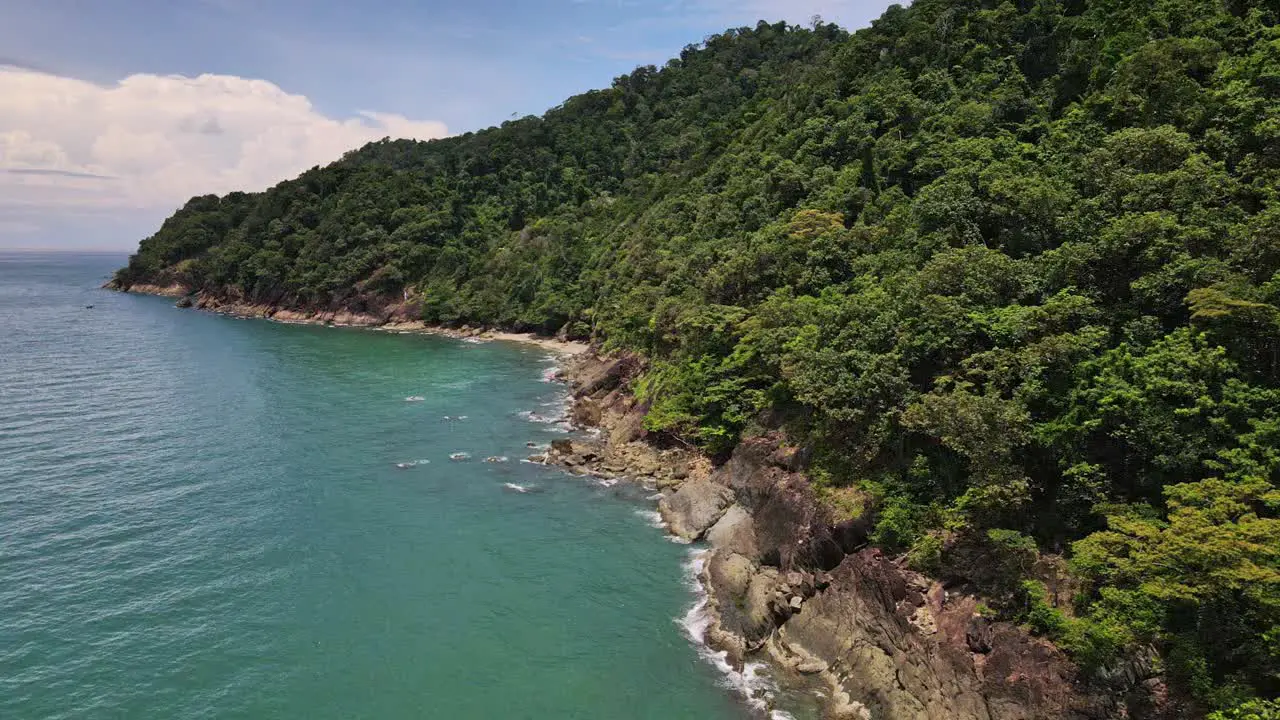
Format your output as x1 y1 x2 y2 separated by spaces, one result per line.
0 252 754 719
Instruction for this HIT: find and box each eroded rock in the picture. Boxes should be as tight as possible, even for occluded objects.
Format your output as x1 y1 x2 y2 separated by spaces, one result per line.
706 505 759 559
658 478 734 541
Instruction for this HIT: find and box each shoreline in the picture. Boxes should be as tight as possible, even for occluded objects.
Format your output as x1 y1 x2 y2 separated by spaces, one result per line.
111 284 588 357
541 354 815 719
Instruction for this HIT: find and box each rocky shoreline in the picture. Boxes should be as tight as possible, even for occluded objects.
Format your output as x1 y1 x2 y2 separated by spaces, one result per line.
547 353 1156 720
108 283 588 356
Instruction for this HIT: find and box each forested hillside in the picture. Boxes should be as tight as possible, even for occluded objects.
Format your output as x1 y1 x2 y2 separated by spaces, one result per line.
117 0 1280 713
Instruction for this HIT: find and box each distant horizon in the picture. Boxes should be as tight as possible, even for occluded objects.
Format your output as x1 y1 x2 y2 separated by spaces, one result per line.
0 247 131 254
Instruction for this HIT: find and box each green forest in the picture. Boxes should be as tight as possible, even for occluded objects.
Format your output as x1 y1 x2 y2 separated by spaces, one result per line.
117 0 1279 713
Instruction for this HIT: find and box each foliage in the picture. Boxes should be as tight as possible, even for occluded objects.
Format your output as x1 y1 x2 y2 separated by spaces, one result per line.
119 0 1280 707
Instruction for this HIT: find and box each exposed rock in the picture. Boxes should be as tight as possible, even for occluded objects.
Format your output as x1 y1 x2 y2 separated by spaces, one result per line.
714 437 845 571
175 296 194 308
708 551 755 600
776 550 1115 720
967 615 994 654
744 567 786 638
705 505 759 559
608 409 646 446
658 478 734 541
570 354 638 397
571 397 602 427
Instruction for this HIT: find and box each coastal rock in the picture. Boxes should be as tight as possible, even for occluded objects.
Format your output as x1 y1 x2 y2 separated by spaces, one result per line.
571 354 638 397
713 437 845 571
658 478 734 541
776 549 1115 720
571 398 602 427
708 551 755 600
744 568 787 637
607 409 646 446
705 505 759 559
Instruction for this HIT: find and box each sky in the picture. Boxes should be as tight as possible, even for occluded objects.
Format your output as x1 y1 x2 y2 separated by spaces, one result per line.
0 0 895 250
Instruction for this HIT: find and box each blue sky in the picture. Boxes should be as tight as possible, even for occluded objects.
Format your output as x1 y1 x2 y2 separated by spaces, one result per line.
0 0 894 249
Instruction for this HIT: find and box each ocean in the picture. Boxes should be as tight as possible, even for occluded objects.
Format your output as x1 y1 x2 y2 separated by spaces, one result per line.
0 252 760 719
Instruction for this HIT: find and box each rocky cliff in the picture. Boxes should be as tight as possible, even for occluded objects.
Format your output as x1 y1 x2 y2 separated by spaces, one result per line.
549 353 1161 720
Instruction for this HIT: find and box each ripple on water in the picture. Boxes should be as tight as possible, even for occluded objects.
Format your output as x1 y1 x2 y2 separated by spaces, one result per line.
0 253 771 720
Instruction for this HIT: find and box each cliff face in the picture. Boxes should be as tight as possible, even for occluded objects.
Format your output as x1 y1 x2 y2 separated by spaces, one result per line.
553 353 1158 720
704 438 1120 720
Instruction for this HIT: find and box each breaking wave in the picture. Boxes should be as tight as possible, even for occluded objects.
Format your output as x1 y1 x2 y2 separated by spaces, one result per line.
677 549 795 720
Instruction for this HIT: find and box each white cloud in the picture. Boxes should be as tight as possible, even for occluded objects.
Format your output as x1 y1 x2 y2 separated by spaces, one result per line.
690 0 891 29
0 66 448 239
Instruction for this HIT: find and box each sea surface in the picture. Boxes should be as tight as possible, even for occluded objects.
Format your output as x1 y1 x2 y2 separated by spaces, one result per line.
0 252 759 719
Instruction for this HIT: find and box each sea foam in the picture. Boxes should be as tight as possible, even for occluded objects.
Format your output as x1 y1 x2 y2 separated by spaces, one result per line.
678 549 793 719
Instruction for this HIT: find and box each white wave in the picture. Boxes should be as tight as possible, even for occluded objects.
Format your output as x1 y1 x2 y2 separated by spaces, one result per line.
484 456 509 463
646 492 664 501
518 410 560 424
503 482 533 493
394 460 431 469
596 477 619 488
635 509 666 530
449 452 471 461
404 396 425 402
678 549 790 718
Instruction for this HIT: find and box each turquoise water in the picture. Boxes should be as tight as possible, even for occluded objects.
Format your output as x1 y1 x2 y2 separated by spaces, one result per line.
0 252 744 719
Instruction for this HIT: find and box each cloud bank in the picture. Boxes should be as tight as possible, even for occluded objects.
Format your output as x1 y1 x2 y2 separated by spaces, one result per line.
0 67 447 245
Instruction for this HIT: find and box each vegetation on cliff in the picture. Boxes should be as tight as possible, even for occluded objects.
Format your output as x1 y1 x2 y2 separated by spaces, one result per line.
118 0 1280 711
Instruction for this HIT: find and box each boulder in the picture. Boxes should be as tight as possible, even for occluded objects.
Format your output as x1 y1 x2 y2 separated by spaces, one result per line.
708 551 755 600
571 398 602 427
706 505 759 559
658 478 734 541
